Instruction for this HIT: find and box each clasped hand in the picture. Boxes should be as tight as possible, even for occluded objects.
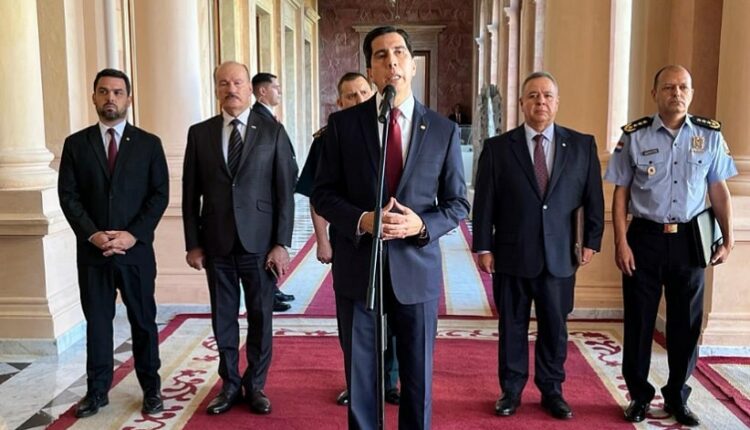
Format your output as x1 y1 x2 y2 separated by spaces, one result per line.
359 198 424 240
92 230 137 257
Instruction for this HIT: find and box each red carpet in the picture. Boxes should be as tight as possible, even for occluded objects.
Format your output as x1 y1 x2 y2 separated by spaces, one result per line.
183 337 631 429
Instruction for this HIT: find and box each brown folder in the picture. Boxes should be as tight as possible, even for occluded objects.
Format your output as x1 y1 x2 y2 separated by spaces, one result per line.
692 207 723 268
573 206 584 266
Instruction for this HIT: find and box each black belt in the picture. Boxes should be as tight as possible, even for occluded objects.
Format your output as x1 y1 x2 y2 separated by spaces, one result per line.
631 217 691 234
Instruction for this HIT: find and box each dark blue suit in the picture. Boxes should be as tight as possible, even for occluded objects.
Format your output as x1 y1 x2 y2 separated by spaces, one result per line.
472 124 604 398
312 96 469 429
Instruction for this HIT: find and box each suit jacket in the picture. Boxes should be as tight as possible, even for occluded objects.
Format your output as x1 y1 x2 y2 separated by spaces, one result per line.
252 102 276 122
58 123 169 266
472 124 604 278
182 111 298 257
311 97 470 304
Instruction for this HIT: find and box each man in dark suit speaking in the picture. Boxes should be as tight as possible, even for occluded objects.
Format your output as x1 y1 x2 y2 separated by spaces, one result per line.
312 26 469 429
182 61 297 416
58 68 169 418
473 71 604 420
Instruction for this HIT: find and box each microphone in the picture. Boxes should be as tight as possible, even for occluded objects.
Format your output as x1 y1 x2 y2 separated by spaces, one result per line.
378 85 396 123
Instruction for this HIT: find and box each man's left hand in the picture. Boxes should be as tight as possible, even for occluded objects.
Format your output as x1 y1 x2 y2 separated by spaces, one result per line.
266 245 291 278
381 198 424 240
580 247 597 266
102 230 137 256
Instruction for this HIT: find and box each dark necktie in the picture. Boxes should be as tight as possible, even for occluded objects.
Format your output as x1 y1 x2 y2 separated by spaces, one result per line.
386 107 403 197
227 118 243 176
533 134 549 195
107 128 117 174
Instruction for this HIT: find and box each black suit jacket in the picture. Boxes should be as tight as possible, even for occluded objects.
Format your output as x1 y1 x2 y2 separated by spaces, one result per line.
252 102 276 122
58 123 169 265
472 124 604 278
182 111 298 256
312 97 470 304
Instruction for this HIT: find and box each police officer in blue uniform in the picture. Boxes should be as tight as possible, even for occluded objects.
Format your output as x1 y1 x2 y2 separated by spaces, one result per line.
605 65 736 427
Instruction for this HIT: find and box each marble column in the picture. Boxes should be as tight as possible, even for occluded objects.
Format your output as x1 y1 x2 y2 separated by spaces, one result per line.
130 0 214 303
700 0 750 354
0 0 82 354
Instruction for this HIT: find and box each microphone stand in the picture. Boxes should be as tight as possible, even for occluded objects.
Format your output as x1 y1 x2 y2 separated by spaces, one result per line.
366 88 395 430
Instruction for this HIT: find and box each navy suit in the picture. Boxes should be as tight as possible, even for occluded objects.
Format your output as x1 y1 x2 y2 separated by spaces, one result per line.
312 97 469 429
58 123 169 397
472 124 604 398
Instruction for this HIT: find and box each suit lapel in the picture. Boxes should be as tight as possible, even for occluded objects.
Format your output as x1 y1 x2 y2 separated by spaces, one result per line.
360 97 380 175
508 126 542 198
111 123 136 182
239 112 261 172
546 124 569 197
398 101 428 194
87 126 109 178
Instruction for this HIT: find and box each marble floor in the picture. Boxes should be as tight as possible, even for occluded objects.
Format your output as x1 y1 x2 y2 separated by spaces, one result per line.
0 196 315 430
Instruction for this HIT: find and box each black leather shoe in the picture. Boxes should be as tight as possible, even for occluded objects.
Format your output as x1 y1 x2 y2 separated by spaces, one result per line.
336 389 349 406
206 391 241 415
495 394 521 416
274 290 295 302
273 299 291 312
541 395 573 419
624 400 650 422
75 392 109 418
664 403 700 427
142 394 164 414
248 390 272 414
385 388 400 405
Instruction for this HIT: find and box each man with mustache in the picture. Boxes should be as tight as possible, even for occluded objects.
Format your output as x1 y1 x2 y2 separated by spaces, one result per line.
58 68 169 418
182 61 297 415
473 71 604 420
605 65 737 427
312 26 469 429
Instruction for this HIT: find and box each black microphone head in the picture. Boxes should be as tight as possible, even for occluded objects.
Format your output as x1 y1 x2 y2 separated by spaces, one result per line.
383 85 396 103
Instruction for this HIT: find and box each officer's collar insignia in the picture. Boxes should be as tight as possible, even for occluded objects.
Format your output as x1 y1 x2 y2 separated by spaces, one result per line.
691 136 705 153
312 125 327 139
621 116 653 134
691 115 721 131
641 148 659 156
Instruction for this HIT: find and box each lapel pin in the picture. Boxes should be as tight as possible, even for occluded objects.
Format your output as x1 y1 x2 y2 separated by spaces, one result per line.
126 137 130 141
420 124 426 130
561 142 566 147
250 125 257 129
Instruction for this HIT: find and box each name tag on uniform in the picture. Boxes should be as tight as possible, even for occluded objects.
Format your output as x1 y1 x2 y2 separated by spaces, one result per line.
691 136 705 153
641 148 659 156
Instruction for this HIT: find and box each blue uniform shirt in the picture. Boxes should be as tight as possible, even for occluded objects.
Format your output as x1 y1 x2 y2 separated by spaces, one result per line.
604 114 737 223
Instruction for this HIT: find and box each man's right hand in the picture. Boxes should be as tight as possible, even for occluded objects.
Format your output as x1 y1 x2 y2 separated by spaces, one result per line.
615 241 636 276
477 253 494 274
186 247 206 270
90 231 113 250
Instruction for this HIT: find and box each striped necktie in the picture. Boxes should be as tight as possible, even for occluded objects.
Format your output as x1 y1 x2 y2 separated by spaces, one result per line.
227 119 243 176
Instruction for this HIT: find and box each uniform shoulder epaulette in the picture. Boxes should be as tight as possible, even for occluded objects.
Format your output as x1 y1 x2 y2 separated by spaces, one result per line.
312 126 327 139
621 116 653 134
691 115 721 131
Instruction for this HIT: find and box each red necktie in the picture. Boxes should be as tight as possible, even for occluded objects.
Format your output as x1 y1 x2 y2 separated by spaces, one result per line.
533 134 548 195
386 107 403 197
107 128 117 173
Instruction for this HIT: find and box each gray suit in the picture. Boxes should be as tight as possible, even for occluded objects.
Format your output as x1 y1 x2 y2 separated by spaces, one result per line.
182 110 297 395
